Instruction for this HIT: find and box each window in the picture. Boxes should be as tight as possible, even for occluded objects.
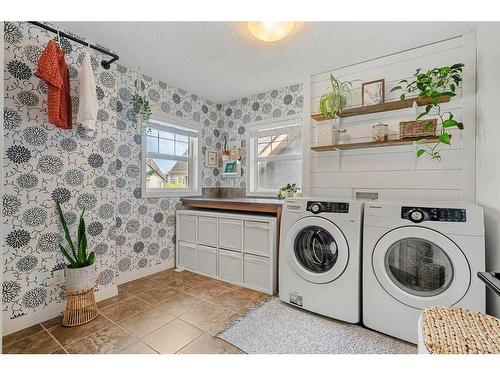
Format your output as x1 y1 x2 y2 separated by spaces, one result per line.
142 115 201 197
247 117 303 195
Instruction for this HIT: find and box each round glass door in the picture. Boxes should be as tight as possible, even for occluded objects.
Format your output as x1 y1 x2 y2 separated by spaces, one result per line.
372 226 471 309
294 226 338 273
385 238 453 297
285 216 349 284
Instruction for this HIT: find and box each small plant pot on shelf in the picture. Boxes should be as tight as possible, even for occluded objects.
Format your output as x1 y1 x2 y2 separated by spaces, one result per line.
65 264 95 291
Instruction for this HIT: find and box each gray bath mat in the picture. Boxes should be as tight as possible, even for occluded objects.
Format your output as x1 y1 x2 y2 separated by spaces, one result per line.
218 298 416 354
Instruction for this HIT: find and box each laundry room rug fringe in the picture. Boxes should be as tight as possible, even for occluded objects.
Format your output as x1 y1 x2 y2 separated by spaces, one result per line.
217 298 417 354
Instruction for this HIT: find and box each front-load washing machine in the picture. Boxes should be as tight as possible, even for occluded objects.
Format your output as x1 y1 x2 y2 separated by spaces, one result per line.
363 201 485 343
279 197 363 323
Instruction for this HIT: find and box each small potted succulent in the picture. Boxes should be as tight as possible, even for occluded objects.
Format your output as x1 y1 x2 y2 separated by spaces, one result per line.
277 183 299 199
55 202 96 290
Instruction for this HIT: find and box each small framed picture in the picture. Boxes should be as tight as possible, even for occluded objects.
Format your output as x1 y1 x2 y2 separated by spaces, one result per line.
223 160 237 174
362 79 385 106
205 149 218 167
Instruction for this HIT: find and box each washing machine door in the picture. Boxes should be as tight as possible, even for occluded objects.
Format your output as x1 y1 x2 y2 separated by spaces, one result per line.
285 216 349 284
372 226 471 309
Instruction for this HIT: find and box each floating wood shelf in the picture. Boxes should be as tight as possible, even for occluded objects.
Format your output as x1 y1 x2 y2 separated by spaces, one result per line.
311 96 451 121
311 136 440 152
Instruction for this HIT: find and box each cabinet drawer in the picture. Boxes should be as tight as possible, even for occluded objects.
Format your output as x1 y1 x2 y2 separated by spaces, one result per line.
244 220 271 256
197 245 217 276
218 249 242 283
178 241 197 270
218 218 242 251
243 254 270 291
198 216 217 246
178 214 197 242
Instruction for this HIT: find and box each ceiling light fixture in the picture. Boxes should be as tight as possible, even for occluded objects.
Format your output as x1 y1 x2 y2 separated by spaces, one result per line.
247 21 295 42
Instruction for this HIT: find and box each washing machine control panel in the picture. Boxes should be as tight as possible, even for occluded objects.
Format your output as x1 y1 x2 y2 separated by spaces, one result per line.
307 201 349 214
401 206 466 223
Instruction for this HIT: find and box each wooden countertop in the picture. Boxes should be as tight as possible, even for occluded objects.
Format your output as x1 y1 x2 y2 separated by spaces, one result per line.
181 197 283 205
180 197 283 215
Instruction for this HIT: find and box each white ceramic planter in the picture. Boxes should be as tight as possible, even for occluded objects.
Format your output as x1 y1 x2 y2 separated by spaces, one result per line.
65 264 95 291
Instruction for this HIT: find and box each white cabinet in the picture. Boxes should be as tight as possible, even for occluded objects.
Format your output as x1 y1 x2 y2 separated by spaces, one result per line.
197 245 217 276
178 214 197 242
244 254 270 291
176 209 277 294
244 220 271 256
178 241 197 270
198 216 217 246
219 249 242 283
218 218 242 251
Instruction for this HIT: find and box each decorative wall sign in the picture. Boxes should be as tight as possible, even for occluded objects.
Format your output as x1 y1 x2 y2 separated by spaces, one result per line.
362 79 385 106
205 149 218 167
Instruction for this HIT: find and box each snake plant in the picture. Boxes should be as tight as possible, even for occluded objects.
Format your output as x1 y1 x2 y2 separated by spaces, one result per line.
319 74 353 119
55 202 95 268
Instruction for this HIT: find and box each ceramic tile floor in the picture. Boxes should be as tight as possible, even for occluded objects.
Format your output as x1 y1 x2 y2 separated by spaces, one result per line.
2 269 271 354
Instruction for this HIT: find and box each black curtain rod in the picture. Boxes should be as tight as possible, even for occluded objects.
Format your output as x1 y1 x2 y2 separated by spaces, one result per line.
28 21 119 70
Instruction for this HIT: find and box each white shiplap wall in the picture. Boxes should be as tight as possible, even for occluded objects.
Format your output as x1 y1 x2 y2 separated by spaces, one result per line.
308 34 476 202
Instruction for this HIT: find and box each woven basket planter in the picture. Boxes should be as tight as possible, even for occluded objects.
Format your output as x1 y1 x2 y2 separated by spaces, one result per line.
62 286 99 327
399 119 437 139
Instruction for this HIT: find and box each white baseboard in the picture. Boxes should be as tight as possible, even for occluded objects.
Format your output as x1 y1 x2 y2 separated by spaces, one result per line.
2 285 118 336
116 258 175 285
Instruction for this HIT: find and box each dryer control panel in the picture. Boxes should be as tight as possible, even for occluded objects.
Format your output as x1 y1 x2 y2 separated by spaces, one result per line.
401 206 466 223
307 201 349 214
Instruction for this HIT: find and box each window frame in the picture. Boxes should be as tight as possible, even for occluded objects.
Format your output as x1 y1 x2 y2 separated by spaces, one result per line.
141 112 202 198
246 115 304 197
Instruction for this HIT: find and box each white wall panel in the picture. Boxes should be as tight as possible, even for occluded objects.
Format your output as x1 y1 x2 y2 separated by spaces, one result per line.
308 35 475 202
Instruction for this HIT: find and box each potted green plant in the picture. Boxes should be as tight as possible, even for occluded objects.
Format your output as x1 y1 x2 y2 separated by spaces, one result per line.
277 183 299 199
55 202 96 291
319 74 353 119
130 93 152 123
391 63 464 160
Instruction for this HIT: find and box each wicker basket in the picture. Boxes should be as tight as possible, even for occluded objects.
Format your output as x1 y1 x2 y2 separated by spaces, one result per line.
422 306 500 354
62 286 99 327
399 119 437 139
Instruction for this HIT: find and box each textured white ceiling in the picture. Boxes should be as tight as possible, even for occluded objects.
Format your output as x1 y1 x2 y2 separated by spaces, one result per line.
55 22 476 103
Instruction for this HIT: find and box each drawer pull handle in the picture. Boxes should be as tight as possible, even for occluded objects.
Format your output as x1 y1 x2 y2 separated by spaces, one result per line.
245 222 269 230
220 220 241 226
245 258 268 265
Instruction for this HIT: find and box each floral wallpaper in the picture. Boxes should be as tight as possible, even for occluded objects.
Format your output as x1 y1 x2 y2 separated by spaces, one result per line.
2 22 218 330
114 67 219 275
2 21 303 333
202 84 305 188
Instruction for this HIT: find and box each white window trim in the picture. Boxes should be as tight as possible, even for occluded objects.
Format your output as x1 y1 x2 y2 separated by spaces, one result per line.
141 112 202 198
246 114 304 197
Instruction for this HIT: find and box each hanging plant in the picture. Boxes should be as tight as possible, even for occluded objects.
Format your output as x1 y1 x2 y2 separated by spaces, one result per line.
391 63 464 160
130 93 152 122
319 74 353 119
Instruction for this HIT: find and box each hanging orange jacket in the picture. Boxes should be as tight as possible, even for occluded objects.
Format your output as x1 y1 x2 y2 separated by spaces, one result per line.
35 39 72 129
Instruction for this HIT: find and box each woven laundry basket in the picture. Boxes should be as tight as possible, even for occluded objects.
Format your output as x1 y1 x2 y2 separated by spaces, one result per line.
420 306 500 354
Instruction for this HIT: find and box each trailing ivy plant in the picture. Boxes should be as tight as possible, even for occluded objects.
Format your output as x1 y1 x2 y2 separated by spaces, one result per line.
319 74 353 119
391 63 464 160
55 202 95 269
130 93 152 123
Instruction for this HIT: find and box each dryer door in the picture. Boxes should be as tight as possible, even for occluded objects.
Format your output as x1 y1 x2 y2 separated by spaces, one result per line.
372 226 471 309
285 217 349 284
